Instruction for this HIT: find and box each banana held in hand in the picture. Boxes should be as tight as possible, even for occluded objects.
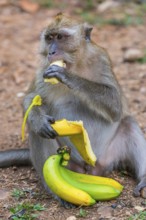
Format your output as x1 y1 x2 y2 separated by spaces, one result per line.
44 60 66 84
43 153 96 206
59 166 122 200
51 119 97 166
21 95 96 166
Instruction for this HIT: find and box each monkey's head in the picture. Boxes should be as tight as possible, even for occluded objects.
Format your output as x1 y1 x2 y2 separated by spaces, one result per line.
39 13 93 69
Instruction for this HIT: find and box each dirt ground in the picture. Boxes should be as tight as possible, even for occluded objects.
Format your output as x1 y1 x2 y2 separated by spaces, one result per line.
1 1 146 220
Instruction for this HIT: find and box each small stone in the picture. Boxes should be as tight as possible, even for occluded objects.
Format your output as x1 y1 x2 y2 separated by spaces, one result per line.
0 189 10 200
141 187 146 199
98 0 119 12
16 92 25 98
123 49 143 62
97 206 114 218
125 211 131 216
134 206 145 211
66 216 77 220
111 203 117 209
140 87 146 94
117 204 122 209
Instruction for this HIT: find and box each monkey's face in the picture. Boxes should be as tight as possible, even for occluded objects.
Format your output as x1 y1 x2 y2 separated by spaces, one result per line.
40 27 82 68
39 14 93 71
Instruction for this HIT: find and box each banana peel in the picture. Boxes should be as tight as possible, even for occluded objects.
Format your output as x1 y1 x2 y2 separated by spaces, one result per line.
51 119 97 166
44 60 66 84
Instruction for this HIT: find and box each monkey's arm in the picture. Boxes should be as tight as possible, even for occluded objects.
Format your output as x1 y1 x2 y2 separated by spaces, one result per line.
23 92 58 138
43 65 122 123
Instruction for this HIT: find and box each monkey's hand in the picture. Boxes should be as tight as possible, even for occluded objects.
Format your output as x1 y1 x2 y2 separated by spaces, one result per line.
43 65 67 84
35 115 58 139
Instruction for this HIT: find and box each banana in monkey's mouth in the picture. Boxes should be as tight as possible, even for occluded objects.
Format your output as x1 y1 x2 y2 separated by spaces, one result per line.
44 60 66 84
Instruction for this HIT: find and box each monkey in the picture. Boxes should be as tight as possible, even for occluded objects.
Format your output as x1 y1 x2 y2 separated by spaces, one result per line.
1 13 146 206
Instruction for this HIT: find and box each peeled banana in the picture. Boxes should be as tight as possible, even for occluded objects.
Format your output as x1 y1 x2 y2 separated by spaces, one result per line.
44 60 66 84
51 119 97 166
43 153 96 206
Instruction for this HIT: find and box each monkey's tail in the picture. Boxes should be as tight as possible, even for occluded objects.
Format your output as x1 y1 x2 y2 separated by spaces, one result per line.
0 148 32 168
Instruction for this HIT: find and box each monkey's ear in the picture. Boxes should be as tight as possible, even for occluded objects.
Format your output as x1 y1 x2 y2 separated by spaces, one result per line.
83 23 93 41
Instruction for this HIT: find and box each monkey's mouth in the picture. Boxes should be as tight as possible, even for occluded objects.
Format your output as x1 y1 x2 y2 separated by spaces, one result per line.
49 60 66 68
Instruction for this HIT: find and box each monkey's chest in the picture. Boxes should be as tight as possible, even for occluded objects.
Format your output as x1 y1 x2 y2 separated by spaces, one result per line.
49 95 84 121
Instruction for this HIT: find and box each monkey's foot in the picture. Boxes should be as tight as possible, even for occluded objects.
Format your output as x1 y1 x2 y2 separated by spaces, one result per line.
59 199 76 209
133 182 146 198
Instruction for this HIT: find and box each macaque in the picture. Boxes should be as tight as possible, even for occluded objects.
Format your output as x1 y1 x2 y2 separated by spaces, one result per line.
1 13 146 206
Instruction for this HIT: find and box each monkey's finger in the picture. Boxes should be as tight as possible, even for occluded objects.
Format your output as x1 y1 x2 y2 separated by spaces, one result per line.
43 66 64 78
46 115 55 124
40 129 57 139
46 65 63 74
46 124 58 138
43 71 56 79
43 66 57 75
39 124 58 139
43 71 58 79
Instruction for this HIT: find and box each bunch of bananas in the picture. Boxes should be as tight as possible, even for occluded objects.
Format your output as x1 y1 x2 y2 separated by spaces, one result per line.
43 146 123 206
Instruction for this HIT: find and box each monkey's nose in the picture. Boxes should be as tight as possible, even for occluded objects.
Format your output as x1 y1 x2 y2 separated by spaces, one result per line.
49 51 56 55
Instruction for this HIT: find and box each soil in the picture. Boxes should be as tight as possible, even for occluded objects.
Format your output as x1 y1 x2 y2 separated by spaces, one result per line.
0 1 146 220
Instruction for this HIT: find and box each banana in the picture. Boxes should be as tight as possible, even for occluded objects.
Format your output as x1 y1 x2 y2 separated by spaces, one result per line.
43 154 96 206
60 167 123 191
44 60 66 84
51 119 97 166
59 166 122 200
51 119 82 136
21 94 96 166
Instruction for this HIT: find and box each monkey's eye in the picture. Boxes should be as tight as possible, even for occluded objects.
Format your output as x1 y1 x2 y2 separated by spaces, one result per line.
45 34 53 42
57 34 63 40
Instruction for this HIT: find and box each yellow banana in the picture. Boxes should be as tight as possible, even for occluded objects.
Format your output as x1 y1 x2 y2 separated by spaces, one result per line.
51 119 82 136
21 94 96 166
43 154 96 206
60 167 123 191
51 119 97 166
59 166 122 200
44 60 66 84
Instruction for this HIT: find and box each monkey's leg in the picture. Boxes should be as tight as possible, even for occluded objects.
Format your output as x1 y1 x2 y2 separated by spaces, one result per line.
0 148 32 167
96 116 146 197
124 117 146 197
